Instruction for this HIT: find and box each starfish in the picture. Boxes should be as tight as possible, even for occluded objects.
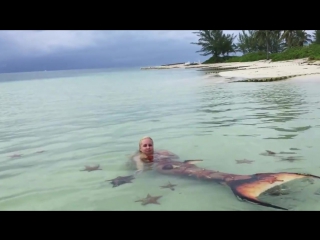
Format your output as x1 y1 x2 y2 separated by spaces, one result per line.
279 156 302 162
80 164 102 172
289 148 300 151
107 175 134 188
135 194 162 205
235 159 254 164
35 150 45 154
266 150 276 154
279 151 296 154
160 181 176 191
260 150 276 156
9 154 22 158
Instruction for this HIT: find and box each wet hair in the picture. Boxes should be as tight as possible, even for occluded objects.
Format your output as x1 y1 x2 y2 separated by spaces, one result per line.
139 136 153 148
139 136 153 163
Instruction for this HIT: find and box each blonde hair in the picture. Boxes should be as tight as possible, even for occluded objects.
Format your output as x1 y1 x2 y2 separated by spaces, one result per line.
139 136 153 148
139 136 153 163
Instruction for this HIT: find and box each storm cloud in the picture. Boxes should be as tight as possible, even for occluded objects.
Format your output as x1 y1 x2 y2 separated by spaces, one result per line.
0 30 312 73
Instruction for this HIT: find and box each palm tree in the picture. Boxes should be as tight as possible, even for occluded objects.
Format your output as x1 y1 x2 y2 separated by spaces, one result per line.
293 30 312 46
312 30 320 44
254 30 272 59
191 30 236 60
267 30 284 53
236 30 263 54
220 33 237 56
281 30 296 48
281 30 311 48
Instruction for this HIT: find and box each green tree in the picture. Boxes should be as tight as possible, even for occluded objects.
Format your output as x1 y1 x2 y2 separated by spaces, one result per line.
281 30 296 48
294 30 312 46
235 30 264 54
235 30 283 55
312 30 320 44
281 30 312 49
254 30 273 59
267 30 284 53
191 30 236 60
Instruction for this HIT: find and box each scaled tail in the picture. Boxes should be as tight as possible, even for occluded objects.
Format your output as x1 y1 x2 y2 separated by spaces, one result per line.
227 172 320 210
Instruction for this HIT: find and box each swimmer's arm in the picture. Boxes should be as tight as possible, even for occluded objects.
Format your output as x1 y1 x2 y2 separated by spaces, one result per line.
133 155 144 175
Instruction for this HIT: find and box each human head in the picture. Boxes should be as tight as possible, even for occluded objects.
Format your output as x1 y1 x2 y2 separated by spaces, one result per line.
139 136 154 155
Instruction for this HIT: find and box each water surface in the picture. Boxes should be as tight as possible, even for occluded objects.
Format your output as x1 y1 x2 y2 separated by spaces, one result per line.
1 68 320 210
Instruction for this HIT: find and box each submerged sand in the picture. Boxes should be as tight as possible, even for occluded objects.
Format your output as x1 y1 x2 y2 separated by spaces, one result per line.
141 58 320 81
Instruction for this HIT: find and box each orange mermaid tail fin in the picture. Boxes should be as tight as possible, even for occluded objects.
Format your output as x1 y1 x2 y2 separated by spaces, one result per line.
227 172 320 210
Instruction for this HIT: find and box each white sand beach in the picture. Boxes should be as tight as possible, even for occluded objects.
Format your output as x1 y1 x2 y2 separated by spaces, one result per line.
141 58 320 81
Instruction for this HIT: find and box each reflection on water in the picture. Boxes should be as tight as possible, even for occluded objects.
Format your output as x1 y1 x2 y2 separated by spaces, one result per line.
248 84 310 137
196 81 312 140
248 84 307 121
192 79 320 211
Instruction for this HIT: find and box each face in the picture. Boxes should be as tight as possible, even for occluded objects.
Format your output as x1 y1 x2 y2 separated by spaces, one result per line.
140 138 154 155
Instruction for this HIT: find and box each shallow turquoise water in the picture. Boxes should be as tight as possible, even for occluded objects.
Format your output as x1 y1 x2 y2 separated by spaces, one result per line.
1 68 320 211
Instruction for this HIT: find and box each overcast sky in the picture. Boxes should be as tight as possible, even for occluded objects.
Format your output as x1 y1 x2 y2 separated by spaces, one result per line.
0 30 314 73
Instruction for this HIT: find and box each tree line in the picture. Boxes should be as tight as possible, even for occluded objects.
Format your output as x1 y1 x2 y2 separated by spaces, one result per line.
192 30 320 61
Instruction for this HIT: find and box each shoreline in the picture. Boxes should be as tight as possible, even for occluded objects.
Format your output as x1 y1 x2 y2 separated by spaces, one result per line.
141 58 320 82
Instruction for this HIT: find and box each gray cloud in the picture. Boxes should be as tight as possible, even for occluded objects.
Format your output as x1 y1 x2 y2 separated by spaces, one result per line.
0 30 209 73
0 30 314 73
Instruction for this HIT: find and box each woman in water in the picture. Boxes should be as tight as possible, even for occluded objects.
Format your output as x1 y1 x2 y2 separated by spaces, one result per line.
129 136 179 175
128 136 320 210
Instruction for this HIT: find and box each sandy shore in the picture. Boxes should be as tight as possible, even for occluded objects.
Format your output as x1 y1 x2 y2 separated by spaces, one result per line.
141 58 320 81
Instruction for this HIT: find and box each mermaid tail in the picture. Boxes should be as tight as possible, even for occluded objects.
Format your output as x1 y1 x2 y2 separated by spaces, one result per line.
154 160 320 210
226 172 320 210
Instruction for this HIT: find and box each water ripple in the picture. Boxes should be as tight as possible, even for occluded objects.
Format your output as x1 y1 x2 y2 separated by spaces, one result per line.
1 70 320 210
195 81 314 138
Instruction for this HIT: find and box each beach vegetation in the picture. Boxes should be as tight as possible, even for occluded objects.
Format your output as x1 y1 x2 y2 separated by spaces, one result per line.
191 30 237 63
313 30 320 44
197 30 319 64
